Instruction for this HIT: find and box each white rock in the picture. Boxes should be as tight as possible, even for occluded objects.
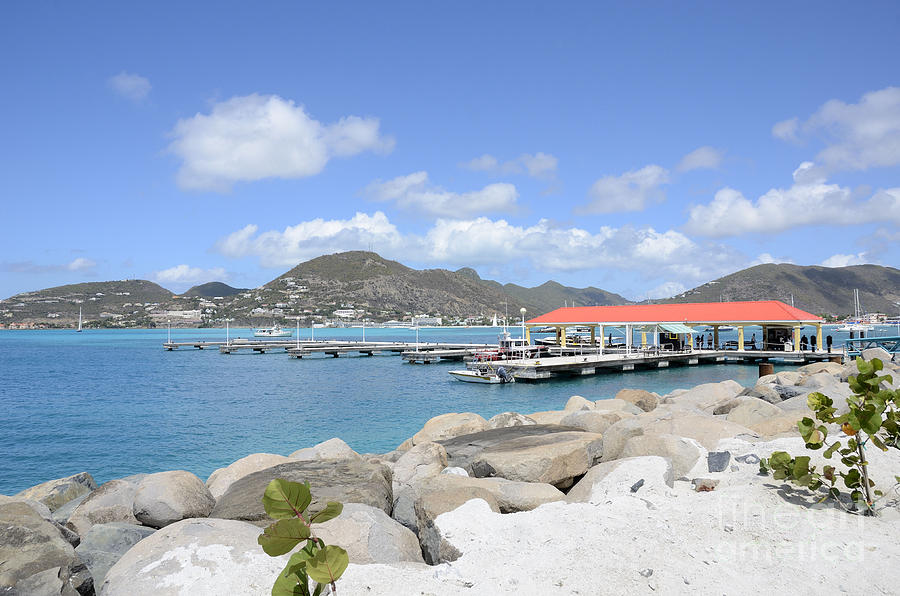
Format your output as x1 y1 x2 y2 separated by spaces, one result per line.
206 453 292 500
132 471 215 529
593 398 644 415
487 412 536 429
315 503 424 564
412 413 488 445
289 437 361 461
564 395 595 411
566 456 675 504
100 518 288 595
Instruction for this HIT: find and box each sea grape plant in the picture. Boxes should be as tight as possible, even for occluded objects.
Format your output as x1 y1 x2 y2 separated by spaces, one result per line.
258 478 350 595
760 357 900 516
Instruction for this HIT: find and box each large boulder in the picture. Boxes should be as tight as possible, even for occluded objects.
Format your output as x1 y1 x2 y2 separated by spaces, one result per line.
620 434 703 479
739 383 782 404
748 411 805 438
0 502 79 590
797 361 843 375
487 412 536 429
66 479 141 536
614 389 660 412
416 491 499 565
411 413 488 445
8 564 91 596
438 425 603 488
559 409 628 434
99 518 288 595
390 442 448 529
566 456 674 504
51 493 90 524
314 503 423 564
132 471 216 529
0 494 53 520
289 437 361 461
74 522 155 588
526 410 568 425
724 397 784 428
206 453 292 500
593 398 644 415
774 371 803 386
564 395 595 411
661 380 743 413
14 472 97 513
210 459 392 524
861 346 892 362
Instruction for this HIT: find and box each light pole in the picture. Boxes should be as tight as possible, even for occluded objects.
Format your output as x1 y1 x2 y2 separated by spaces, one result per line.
415 322 419 352
362 317 366 343
289 316 302 350
520 307 527 358
224 318 233 345
167 319 171 344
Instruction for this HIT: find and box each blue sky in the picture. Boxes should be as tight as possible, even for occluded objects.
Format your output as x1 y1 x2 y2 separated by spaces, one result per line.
1 2 898 300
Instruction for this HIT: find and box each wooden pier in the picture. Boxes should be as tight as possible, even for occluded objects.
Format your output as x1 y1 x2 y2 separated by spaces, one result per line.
492 348 842 380
164 339 495 358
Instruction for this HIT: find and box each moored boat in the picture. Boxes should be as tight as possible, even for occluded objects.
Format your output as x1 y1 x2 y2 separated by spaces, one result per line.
449 365 516 384
253 324 292 337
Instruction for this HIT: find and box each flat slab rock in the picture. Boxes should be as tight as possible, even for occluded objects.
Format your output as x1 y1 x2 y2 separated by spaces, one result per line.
210 459 393 524
438 424 603 488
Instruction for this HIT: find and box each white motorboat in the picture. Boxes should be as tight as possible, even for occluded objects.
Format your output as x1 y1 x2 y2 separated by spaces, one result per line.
449 365 516 384
253 324 292 338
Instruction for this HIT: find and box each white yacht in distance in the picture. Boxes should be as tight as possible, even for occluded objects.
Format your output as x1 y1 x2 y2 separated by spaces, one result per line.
837 289 874 333
253 324 292 337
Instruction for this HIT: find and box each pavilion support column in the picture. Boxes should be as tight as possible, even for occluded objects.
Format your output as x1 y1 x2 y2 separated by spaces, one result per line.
560 326 567 348
525 326 531 344
815 324 822 353
598 325 604 355
793 326 801 352
641 331 647 347
714 326 720 350
590 327 596 346
737 326 744 352
556 327 561 346
762 325 767 351
626 324 632 354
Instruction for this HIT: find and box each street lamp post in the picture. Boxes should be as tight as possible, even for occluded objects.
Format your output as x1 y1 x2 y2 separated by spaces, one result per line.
224 318 233 345
520 307 527 359
288 316 302 350
167 319 171 344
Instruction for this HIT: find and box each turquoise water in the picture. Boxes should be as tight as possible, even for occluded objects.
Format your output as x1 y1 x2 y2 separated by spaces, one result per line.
1 325 892 494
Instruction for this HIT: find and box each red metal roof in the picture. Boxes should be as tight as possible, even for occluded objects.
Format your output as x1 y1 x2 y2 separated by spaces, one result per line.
526 300 822 325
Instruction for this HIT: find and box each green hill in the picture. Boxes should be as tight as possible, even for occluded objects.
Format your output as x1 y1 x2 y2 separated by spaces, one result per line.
183 281 246 298
662 263 900 317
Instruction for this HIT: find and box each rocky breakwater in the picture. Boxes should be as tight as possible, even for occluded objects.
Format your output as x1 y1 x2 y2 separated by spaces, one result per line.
3 350 899 594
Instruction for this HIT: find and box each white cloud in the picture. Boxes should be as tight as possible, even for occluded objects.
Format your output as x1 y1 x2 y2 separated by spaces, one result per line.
168 94 394 191
67 257 96 271
366 171 518 218
685 168 900 237
215 212 744 284
677 146 724 172
215 212 406 268
771 117 799 142
820 253 870 268
153 264 227 285
108 72 151 102
773 86 900 171
646 281 687 300
459 152 558 179
580 165 669 214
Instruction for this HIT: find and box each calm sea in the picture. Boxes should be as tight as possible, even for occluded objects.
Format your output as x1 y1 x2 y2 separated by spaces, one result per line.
1 325 894 494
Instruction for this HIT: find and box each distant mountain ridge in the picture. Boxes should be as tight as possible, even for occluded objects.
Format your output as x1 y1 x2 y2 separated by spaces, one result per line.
662 263 900 316
3 253 898 327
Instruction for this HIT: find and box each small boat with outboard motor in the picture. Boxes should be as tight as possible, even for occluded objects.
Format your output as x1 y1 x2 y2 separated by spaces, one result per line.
448 364 516 384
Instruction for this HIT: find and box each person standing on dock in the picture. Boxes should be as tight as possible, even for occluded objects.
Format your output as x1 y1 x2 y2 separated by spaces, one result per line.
810 335 817 352
826 335 833 353
800 335 808 351
750 333 757 350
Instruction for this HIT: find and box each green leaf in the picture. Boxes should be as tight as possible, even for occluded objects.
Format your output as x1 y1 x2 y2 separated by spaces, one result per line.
272 555 311 596
258 518 312 556
792 456 811 479
843 468 861 489
823 441 841 459
310 501 343 524
798 418 815 441
869 434 888 451
263 479 313 520
857 408 883 436
305 545 350 585
769 451 791 468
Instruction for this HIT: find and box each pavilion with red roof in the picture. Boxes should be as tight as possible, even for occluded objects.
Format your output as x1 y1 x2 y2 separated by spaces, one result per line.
524 300 823 353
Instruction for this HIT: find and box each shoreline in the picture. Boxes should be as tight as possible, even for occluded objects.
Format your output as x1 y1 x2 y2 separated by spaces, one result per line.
3 349 898 594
